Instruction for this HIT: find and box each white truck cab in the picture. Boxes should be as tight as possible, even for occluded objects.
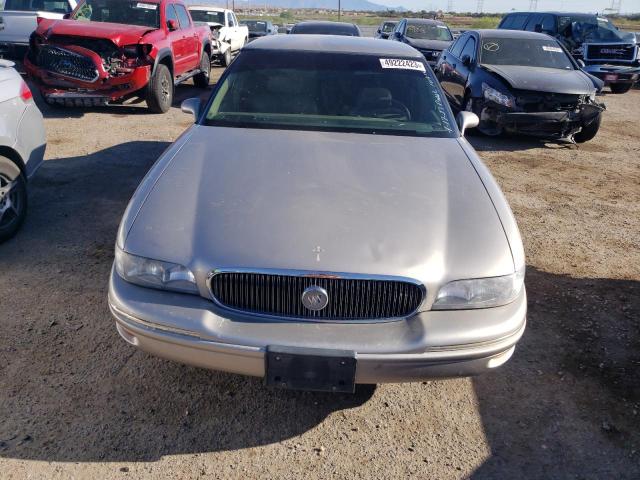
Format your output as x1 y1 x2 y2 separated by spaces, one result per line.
0 0 77 58
187 6 248 66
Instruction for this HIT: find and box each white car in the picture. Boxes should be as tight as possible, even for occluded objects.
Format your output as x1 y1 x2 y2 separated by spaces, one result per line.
187 6 248 66
0 0 77 58
0 59 46 242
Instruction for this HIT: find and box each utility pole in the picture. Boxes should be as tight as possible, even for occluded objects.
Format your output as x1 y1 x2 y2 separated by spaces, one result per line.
529 0 538 11
610 0 621 14
447 0 453 13
338 0 341 20
476 0 483 14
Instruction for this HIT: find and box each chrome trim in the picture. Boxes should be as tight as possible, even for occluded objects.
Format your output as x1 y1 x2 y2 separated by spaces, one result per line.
41 46 100 83
206 267 427 324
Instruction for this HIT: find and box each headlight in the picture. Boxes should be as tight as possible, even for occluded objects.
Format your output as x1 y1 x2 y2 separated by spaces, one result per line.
114 247 198 294
482 83 514 108
432 269 525 310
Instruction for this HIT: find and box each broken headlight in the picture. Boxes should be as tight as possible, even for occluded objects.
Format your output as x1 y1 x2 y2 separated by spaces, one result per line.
482 83 515 108
114 246 198 294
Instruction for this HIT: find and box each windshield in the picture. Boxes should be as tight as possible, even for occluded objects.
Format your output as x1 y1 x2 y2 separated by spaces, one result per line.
189 10 224 25
291 23 358 36
203 51 456 138
406 22 453 41
243 20 267 32
480 38 574 70
72 0 160 28
4 0 70 13
381 22 396 33
558 15 627 42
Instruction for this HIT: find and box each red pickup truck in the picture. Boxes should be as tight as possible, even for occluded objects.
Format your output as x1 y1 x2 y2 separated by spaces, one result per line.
24 0 212 113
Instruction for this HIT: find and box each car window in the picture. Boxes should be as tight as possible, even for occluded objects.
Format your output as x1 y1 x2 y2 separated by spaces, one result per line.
232 13 239 26
480 37 574 70
188 9 224 25
5 0 71 13
73 0 160 28
174 4 190 29
204 50 457 138
226 12 235 27
382 22 396 33
541 14 556 33
502 13 529 30
405 22 453 41
524 14 543 31
449 33 467 57
166 4 179 26
459 36 476 61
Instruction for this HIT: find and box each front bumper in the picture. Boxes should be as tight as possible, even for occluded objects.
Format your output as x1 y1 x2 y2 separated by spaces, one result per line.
24 56 151 105
108 268 527 384
583 64 640 85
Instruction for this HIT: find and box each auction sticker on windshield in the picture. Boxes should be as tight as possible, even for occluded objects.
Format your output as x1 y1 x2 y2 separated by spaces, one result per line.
379 58 426 72
136 2 157 9
542 45 563 53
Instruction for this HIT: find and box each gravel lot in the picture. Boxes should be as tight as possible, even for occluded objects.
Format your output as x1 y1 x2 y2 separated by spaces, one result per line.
0 69 638 479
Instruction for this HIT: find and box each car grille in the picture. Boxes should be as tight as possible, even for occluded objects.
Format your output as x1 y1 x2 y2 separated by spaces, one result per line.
209 271 424 321
586 44 636 62
37 46 99 82
516 92 582 112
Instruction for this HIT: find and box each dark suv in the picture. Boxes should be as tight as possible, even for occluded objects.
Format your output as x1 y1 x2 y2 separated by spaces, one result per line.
498 12 639 93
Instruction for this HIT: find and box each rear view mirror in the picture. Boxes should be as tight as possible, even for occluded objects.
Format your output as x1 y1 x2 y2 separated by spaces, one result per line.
456 111 479 136
577 59 586 68
167 19 179 31
181 97 201 122
534 23 543 33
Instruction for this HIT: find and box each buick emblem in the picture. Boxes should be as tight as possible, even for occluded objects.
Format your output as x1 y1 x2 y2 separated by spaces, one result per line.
301 286 329 311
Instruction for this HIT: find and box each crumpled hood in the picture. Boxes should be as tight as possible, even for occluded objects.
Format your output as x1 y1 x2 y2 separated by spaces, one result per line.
406 38 452 51
124 127 514 288
482 65 595 94
38 19 154 46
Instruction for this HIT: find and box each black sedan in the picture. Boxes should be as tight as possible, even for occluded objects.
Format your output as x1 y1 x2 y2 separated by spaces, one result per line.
389 18 453 66
435 29 605 142
289 21 361 36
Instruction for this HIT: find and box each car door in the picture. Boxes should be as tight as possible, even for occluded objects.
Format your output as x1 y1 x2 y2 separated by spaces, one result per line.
448 34 477 109
438 33 466 105
391 20 405 41
226 11 239 50
174 3 199 70
165 3 188 76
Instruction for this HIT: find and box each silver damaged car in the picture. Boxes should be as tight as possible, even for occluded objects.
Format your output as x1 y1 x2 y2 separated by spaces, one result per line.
108 36 526 392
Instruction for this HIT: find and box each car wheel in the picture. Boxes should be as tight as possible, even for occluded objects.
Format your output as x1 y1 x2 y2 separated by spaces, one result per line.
0 156 27 243
573 112 602 143
146 63 173 113
193 51 211 88
609 83 632 94
222 48 232 67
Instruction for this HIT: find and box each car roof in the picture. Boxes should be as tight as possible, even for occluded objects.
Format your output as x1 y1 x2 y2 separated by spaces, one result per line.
293 21 356 28
188 5 226 11
403 18 448 26
505 11 598 17
244 34 422 57
472 29 556 40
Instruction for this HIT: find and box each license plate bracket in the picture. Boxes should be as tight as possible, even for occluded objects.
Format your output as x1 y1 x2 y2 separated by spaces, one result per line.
265 346 357 393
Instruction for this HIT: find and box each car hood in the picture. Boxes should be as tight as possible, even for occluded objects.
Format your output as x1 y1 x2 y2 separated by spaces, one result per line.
406 38 452 51
124 127 514 289
482 65 595 94
38 19 155 46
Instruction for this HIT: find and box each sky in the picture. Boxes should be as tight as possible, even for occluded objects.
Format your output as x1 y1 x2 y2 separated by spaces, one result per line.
379 0 640 14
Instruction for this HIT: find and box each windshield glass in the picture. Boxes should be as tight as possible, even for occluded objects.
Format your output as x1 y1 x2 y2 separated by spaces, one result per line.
480 38 574 70
203 51 456 138
4 0 70 13
558 15 627 42
382 22 396 33
189 10 224 24
291 23 358 36
406 22 452 41
73 0 159 28
243 20 267 32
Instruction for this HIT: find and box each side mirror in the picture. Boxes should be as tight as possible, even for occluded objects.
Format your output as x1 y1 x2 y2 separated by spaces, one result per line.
394 31 402 39
577 58 585 68
377 28 381 34
461 54 471 66
456 111 479 136
167 19 179 31
63 13 70 19
181 97 201 121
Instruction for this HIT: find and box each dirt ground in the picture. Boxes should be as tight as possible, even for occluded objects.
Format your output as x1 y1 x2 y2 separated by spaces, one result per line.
0 69 638 479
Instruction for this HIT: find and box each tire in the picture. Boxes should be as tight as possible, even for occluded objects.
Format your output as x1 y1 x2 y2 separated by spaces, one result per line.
222 47 232 67
609 83 632 94
146 63 173 113
574 112 602 143
0 156 28 243
193 51 211 88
